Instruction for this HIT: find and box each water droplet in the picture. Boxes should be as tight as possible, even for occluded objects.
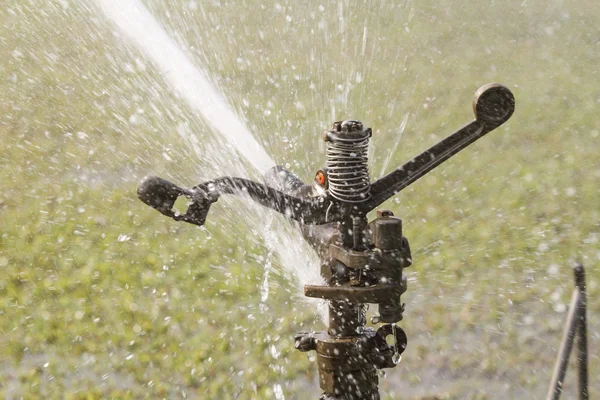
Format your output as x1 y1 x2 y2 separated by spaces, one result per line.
269 344 281 359
273 383 285 400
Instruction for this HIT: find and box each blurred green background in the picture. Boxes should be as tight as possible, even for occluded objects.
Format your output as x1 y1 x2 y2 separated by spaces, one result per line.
1 0 598 398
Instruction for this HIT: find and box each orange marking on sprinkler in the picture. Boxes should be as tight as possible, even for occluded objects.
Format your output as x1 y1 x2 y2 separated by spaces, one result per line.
316 171 326 186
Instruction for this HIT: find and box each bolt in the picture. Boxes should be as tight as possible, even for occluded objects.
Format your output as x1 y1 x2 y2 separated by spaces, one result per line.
341 120 363 132
377 209 394 218
324 120 370 141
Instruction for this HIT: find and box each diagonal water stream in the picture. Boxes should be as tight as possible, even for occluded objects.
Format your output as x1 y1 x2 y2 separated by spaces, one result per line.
96 0 275 174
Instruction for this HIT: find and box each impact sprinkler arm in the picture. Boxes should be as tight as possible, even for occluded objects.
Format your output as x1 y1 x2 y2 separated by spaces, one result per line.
365 83 515 210
138 84 515 227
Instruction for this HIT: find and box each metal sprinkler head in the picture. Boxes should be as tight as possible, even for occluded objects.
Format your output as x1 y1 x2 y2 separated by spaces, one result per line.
137 83 515 400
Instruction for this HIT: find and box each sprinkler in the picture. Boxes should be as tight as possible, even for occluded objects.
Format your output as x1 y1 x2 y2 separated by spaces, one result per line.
137 83 515 399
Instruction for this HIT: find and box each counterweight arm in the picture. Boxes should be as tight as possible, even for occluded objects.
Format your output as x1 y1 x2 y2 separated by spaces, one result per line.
366 83 515 210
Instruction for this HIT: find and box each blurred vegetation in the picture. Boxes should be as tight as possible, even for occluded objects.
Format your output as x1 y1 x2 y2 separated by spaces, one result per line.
1 0 598 399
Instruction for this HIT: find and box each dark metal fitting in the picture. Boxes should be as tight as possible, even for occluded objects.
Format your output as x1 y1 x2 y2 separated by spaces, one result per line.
295 332 317 352
335 120 363 133
376 209 394 218
321 258 350 285
341 120 363 132
378 297 406 324
324 120 372 142
304 283 402 303
369 324 407 369
328 245 379 270
473 83 515 124
370 212 403 250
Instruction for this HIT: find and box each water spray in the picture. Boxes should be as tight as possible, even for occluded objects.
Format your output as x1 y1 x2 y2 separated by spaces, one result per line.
138 83 515 399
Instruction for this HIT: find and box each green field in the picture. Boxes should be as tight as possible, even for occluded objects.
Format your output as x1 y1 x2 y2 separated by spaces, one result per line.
1 0 598 398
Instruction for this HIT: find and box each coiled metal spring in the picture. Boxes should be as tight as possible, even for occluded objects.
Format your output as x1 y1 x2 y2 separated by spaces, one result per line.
326 136 371 203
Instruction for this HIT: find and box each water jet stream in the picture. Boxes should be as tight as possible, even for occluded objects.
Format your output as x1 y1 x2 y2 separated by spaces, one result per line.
96 0 276 174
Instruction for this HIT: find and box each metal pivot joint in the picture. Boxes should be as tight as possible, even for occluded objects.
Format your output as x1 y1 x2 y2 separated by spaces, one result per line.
137 84 515 400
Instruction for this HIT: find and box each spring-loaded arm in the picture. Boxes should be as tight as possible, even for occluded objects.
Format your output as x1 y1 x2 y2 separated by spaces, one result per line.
365 83 515 210
137 175 329 227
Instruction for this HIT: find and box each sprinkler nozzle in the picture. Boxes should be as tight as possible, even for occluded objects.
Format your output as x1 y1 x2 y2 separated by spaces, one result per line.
137 176 215 226
137 176 183 217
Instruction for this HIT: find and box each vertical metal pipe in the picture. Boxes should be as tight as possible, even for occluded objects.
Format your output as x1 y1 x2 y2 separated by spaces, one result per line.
574 264 588 400
546 289 580 400
352 216 368 251
328 300 363 337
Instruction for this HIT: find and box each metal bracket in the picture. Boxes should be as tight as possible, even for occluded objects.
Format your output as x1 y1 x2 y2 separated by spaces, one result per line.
546 263 589 400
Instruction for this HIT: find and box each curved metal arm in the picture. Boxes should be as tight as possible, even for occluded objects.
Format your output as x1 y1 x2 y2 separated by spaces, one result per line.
137 175 330 227
365 83 515 210
193 177 328 224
